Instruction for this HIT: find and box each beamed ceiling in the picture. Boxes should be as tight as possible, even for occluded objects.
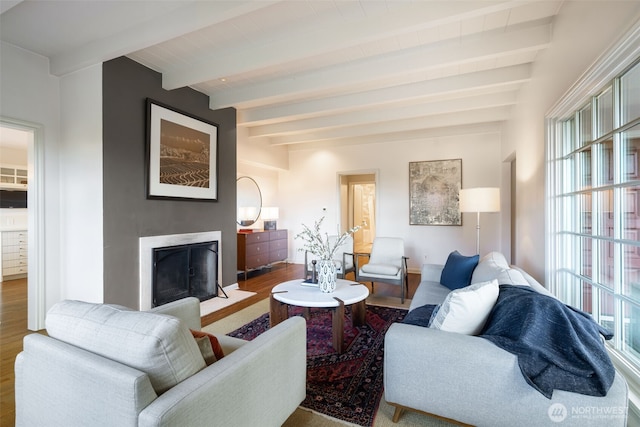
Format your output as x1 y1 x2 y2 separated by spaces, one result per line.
0 0 564 150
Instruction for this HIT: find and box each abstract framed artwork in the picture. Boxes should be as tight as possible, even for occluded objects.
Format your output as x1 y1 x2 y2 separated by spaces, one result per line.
409 158 462 225
146 99 218 201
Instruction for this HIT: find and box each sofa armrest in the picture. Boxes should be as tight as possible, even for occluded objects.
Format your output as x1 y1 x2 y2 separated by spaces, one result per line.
15 334 157 427
420 263 444 283
139 316 307 427
148 297 201 331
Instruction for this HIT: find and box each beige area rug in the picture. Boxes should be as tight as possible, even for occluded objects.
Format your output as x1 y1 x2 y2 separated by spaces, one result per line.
199 288 256 316
366 294 412 310
202 297 458 427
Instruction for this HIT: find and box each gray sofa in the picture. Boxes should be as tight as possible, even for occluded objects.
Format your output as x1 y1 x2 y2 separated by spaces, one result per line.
384 252 629 426
15 297 307 427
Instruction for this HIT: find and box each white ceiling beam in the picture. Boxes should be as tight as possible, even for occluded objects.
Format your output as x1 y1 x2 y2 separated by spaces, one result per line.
240 64 531 125
286 122 505 151
248 90 518 138
162 0 520 90
50 1 279 76
209 22 550 109
269 106 512 146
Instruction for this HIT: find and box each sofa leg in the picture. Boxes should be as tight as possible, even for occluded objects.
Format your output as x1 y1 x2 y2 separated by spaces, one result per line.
392 405 404 423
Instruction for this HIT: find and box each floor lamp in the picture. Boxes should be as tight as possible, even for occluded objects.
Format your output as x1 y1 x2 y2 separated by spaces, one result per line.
459 187 500 255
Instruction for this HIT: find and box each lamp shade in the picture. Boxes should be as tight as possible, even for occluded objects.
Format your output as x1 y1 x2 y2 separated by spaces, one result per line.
459 188 500 213
261 207 279 220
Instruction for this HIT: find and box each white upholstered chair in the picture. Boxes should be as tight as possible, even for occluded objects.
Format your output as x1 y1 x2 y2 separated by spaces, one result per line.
305 235 356 280
356 237 409 303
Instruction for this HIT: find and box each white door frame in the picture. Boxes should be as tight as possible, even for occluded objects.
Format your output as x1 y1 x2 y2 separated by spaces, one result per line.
1 117 46 330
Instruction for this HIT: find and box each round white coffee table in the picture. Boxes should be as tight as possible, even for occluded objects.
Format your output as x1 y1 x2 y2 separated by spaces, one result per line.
270 279 369 353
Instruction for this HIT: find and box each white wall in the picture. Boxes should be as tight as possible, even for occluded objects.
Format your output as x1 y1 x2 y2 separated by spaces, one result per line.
279 133 502 271
237 163 280 231
0 146 27 164
1 42 105 318
59 65 104 303
237 127 289 170
0 41 62 315
503 2 640 282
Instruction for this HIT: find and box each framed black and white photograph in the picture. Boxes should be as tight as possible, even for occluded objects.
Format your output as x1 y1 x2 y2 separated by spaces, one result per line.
147 99 218 201
409 159 462 226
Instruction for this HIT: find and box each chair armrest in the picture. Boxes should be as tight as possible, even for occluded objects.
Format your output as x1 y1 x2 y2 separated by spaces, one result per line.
354 252 370 266
342 252 355 266
354 253 370 280
139 317 307 427
15 334 157 427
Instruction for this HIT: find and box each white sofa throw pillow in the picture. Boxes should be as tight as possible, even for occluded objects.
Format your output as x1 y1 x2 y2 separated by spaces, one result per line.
470 251 509 283
429 279 499 335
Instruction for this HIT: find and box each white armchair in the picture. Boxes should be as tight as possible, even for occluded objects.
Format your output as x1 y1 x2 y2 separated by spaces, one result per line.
356 237 409 303
304 235 356 280
15 297 307 427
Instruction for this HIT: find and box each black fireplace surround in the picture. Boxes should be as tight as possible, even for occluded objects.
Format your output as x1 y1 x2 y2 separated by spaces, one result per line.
152 241 218 307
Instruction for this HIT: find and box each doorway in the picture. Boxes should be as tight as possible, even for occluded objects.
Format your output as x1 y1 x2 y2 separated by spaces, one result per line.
0 119 45 330
339 173 377 254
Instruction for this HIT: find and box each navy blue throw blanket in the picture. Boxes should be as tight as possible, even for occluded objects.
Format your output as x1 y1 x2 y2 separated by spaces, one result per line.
479 285 615 399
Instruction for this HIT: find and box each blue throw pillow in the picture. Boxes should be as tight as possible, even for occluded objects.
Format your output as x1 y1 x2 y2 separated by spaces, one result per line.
402 304 439 327
440 250 479 290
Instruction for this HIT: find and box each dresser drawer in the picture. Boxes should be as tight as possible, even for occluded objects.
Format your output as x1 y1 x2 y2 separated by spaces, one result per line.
246 241 269 257
3 265 28 276
269 249 287 263
3 258 27 269
271 230 287 241
245 254 270 269
245 232 270 244
269 239 287 251
3 250 27 262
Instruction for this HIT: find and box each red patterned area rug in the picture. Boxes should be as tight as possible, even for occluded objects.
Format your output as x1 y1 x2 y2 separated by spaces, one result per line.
228 305 407 427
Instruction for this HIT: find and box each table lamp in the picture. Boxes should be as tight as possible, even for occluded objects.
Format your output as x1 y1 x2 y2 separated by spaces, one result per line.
262 207 279 230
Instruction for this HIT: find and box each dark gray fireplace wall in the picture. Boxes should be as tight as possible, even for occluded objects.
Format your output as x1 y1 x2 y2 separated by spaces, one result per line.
102 56 237 308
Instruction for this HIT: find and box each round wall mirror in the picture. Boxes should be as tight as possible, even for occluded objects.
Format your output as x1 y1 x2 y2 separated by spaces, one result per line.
237 176 262 226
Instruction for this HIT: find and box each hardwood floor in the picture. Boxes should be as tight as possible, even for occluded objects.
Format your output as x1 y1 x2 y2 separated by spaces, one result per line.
0 264 420 427
0 278 33 427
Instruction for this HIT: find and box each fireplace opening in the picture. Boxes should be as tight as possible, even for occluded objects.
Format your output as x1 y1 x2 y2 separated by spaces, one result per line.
152 241 218 307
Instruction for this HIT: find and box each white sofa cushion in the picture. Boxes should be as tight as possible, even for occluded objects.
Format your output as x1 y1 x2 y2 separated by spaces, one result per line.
429 279 499 335
471 251 509 283
471 251 531 287
496 267 529 286
46 300 205 394
361 263 400 276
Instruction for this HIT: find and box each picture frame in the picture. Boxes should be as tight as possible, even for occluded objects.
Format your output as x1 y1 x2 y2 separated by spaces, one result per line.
146 99 218 201
409 159 462 226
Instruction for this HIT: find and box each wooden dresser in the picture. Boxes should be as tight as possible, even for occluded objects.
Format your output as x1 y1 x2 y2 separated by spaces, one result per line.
237 229 288 280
